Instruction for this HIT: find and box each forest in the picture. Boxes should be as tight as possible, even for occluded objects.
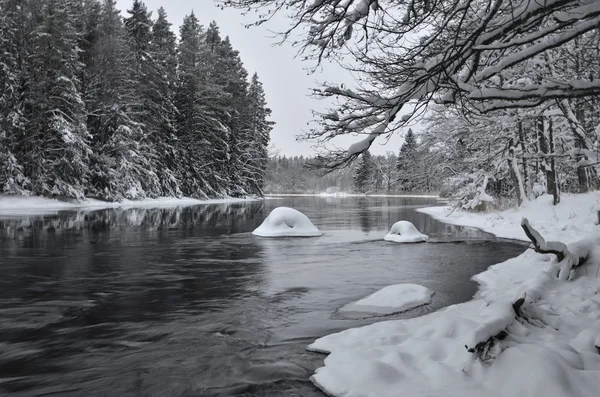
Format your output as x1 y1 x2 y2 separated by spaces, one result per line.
0 0 272 201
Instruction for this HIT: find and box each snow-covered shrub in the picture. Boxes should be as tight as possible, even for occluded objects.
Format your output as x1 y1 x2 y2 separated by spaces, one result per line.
446 173 495 212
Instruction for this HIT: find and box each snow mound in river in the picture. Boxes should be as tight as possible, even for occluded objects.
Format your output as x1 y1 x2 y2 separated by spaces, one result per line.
339 283 434 316
384 220 429 243
253 207 322 237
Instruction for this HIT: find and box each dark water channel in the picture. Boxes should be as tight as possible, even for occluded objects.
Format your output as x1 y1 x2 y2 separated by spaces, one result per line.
0 196 526 396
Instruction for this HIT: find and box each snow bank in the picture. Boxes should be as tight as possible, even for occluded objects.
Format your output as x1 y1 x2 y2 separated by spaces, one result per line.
252 207 322 237
339 283 434 316
384 220 429 243
418 192 600 242
308 192 600 397
0 194 258 215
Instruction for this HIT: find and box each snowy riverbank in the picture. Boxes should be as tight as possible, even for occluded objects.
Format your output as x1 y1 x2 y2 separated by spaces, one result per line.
308 192 600 397
418 192 600 243
0 195 260 215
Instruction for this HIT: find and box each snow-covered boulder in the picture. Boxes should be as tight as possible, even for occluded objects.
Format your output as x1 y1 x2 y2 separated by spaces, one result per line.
253 207 322 237
384 220 429 243
339 283 434 316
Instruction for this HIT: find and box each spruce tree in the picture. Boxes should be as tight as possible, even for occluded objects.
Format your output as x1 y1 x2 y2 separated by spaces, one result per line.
353 151 374 193
23 0 91 199
0 0 29 194
396 128 420 192
150 6 181 196
86 0 158 200
175 13 216 198
0 1 273 201
197 22 235 194
216 35 249 195
243 72 273 195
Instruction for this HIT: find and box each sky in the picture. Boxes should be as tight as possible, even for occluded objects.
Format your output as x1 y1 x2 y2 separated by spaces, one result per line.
115 0 411 157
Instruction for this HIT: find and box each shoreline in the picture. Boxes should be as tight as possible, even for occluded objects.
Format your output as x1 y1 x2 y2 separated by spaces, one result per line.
0 194 261 216
266 193 442 198
307 192 600 397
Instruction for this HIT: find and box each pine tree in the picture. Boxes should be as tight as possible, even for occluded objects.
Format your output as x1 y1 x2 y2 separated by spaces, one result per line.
150 6 180 196
353 151 374 193
1 2 273 201
85 0 158 201
242 72 272 194
0 0 29 194
175 12 217 198
197 22 235 194
22 0 92 199
396 128 420 192
216 34 249 195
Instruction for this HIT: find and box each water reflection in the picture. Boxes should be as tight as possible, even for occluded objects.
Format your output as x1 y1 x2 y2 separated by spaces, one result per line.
0 201 266 241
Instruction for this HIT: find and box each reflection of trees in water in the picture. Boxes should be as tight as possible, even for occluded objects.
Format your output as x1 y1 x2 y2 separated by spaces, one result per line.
358 198 371 232
0 202 270 386
0 202 265 240
273 196 441 233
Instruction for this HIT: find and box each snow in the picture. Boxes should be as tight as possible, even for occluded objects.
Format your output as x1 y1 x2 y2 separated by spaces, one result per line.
417 192 600 242
339 284 434 316
347 134 377 156
384 220 429 243
0 194 258 216
252 207 322 237
308 192 600 397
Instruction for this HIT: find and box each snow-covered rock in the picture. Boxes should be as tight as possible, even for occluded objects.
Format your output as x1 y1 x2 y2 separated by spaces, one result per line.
339 283 434 316
384 220 429 243
253 207 322 237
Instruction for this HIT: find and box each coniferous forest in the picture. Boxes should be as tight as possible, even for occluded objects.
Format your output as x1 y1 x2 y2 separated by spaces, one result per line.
0 0 273 201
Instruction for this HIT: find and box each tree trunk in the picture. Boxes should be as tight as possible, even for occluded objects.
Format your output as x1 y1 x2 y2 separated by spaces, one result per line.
518 121 530 199
538 117 559 205
508 138 525 206
547 119 560 205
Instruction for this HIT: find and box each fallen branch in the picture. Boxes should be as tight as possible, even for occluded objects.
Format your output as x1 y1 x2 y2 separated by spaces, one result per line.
521 217 587 280
521 218 566 261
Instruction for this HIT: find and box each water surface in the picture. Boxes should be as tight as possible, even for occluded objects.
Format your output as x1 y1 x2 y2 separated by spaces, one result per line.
0 196 526 396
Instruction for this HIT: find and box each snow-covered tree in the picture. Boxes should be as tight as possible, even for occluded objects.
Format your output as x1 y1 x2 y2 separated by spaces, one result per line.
1 1 272 201
175 12 221 198
0 0 29 194
241 72 273 195
396 129 419 191
227 0 600 172
353 150 374 193
149 6 181 196
23 0 92 199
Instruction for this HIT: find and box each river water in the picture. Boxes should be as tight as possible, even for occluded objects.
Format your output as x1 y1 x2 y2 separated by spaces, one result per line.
0 196 526 396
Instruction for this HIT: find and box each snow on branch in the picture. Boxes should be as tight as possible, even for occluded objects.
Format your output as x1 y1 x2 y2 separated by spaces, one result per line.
521 218 589 281
224 0 600 170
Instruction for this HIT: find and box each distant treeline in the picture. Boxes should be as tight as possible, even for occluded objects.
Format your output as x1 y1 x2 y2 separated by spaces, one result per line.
266 130 440 194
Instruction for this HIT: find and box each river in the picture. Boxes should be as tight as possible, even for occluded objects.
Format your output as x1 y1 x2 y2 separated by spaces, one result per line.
0 196 526 396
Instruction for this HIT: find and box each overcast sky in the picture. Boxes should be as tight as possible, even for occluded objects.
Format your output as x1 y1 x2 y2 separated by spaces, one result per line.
115 0 410 157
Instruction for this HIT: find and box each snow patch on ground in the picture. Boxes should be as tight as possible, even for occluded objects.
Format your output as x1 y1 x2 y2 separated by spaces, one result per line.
384 220 429 243
253 207 322 237
0 194 258 216
339 284 434 316
308 192 600 397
